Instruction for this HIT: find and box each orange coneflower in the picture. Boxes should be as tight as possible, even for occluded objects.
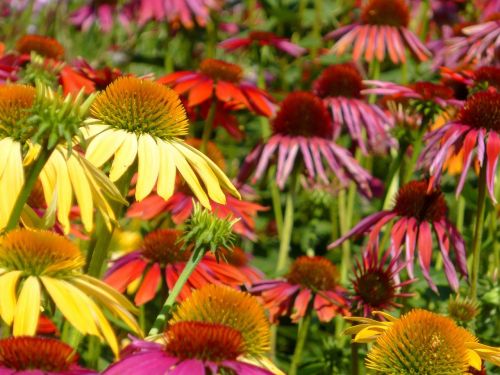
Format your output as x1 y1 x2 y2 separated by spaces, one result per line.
15 34 65 60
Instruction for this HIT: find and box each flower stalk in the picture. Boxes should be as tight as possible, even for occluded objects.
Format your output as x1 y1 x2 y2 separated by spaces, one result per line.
289 306 312 375
200 98 217 153
276 171 298 275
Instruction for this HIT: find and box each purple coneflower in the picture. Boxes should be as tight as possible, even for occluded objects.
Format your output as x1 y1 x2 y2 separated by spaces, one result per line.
70 0 126 32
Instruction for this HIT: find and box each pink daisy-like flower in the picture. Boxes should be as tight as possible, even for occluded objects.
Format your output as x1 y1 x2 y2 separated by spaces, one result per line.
440 65 500 93
103 323 272 375
219 30 306 57
238 91 374 194
251 256 350 323
326 0 431 63
329 180 468 292
104 229 248 305
313 63 395 154
70 0 127 32
422 90 500 202
351 247 415 316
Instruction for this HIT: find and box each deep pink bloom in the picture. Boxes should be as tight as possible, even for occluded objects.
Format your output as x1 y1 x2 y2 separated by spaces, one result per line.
238 92 374 195
422 90 500 202
251 256 350 323
0 53 20 83
313 63 395 154
329 180 468 292
219 31 306 57
70 0 126 32
326 0 430 63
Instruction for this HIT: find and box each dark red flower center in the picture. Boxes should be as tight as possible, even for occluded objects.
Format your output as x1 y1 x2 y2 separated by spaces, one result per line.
313 64 363 99
165 322 244 362
361 0 410 27
411 82 454 101
248 31 276 42
287 256 338 291
199 58 243 83
219 247 248 267
272 92 333 138
16 35 64 60
353 269 395 308
140 229 191 264
27 180 46 209
0 337 77 371
458 91 500 131
393 180 447 222
474 66 500 91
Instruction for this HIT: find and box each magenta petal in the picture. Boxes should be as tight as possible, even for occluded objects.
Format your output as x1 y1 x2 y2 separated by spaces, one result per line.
486 131 500 203
103 352 176 375
417 221 438 293
169 359 205 374
433 221 459 291
222 361 273 375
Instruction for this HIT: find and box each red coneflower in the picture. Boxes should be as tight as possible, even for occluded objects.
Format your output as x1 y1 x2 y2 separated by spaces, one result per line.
204 247 264 284
238 91 374 194
329 180 468 292
326 0 431 63
15 34 65 60
313 63 395 154
251 256 350 322
104 229 248 305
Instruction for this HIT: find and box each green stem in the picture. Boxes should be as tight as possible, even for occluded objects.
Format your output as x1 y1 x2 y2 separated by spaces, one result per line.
456 194 465 233
200 99 217 153
338 189 350 284
381 148 405 210
275 173 297 276
205 14 218 59
148 248 205 336
469 165 487 301
402 127 426 184
270 180 284 238
330 197 339 242
289 309 312 375
311 0 322 59
5 146 53 232
351 341 359 375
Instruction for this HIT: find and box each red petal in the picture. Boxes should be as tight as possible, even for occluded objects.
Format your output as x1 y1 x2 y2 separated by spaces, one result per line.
135 263 162 305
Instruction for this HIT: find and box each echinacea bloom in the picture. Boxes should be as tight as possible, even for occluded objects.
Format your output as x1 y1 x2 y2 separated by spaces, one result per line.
312 63 395 154
158 58 275 117
345 309 500 372
448 294 480 323
441 65 500 94
15 34 64 60
422 90 500 202
351 247 414 316
326 0 431 63
329 180 468 292
104 229 248 305
84 76 239 208
0 229 141 355
204 247 264 284
70 0 120 32
251 256 350 323
219 31 306 57
238 91 374 194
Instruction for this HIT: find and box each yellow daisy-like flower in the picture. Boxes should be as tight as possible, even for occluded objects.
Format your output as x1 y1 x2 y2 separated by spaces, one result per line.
345 309 500 373
84 76 240 208
0 229 141 355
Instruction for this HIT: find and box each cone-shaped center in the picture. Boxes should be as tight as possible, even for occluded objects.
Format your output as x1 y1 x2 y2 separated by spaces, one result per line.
474 66 500 91
16 35 64 59
361 0 410 27
354 269 395 307
314 64 364 99
393 180 447 222
458 91 500 131
199 58 243 83
287 256 338 291
140 229 190 265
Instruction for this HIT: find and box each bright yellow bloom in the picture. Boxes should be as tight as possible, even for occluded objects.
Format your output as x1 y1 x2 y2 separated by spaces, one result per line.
345 309 500 373
0 229 141 355
84 76 240 208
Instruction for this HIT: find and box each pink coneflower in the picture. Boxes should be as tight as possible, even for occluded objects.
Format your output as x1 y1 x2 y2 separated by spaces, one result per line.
351 247 415 316
104 229 248 305
326 0 431 63
70 0 126 32
251 256 350 323
238 91 374 194
441 66 500 93
219 30 306 57
329 180 468 292
422 90 500 202
313 63 395 154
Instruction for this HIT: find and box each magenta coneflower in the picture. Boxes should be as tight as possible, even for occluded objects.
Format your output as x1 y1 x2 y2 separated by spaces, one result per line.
313 63 395 154
219 30 306 57
251 256 350 322
326 0 431 63
238 91 374 194
351 247 415 316
70 0 127 32
422 90 500 202
329 180 468 292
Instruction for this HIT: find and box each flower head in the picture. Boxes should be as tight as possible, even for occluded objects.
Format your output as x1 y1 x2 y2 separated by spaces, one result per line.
448 295 480 323
15 35 64 60
314 64 363 99
393 180 447 222
219 31 306 57
0 84 35 140
199 58 243 84
361 0 409 27
287 255 338 291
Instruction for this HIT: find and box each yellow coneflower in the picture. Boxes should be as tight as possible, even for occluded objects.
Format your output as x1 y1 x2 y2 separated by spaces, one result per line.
0 229 141 355
345 309 500 373
84 76 240 208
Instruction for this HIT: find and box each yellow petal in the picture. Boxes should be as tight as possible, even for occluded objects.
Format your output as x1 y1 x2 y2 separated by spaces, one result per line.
0 141 24 229
156 140 176 200
173 142 226 204
467 349 483 370
0 271 21 325
85 129 125 168
372 311 398 322
49 150 73 233
109 133 138 182
0 137 13 178
81 123 110 139
13 276 41 336
67 152 94 232
352 327 386 343
136 134 160 201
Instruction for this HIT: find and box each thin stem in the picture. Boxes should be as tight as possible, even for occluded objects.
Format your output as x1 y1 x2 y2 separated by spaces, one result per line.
205 14 218 59
338 189 350 284
456 194 465 233
270 180 284 238
5 146 53 232
289 308 312 375
351 341 359 375
311 0 322 59
381 149 405 210
148 248 205 336
469 165 487 301
275 173 297 276
200 99 217 153
402 126 427 184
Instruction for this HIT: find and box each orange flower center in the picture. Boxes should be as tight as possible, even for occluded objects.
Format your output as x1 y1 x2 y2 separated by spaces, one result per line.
199 59 243 83
354 269 395 308
0 337 77 372
272 92 333 138
474 66 500 91
313 64 363 99
458 91 500 131
165 322 244 362
287 256 338 291
361 0 410 27
411 82 454 101
0 84 36 139
393 180 447 222
140 229 190 265
15 35 64 60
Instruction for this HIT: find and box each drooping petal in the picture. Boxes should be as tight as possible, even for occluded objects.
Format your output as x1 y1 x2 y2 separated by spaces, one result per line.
13 276 41 336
